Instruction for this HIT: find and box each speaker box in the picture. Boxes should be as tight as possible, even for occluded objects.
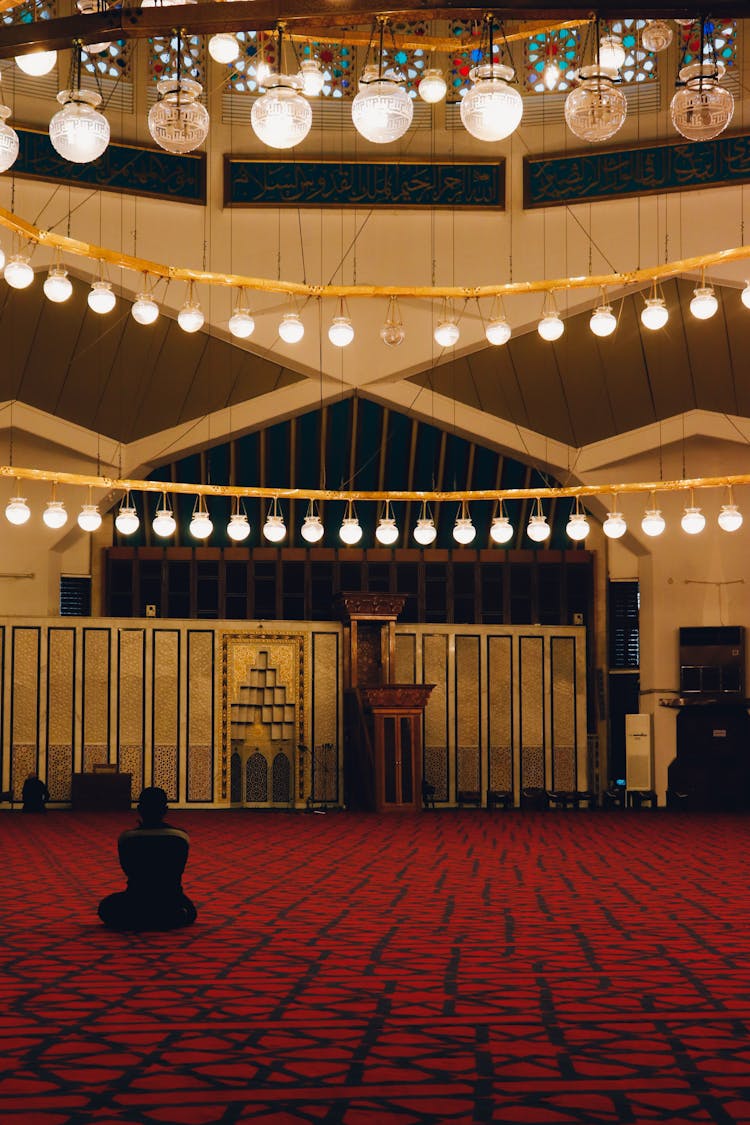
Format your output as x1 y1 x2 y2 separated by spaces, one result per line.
679 626 745 697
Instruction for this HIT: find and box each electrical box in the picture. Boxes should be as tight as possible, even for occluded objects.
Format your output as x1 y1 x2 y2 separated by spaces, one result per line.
626 713 653 790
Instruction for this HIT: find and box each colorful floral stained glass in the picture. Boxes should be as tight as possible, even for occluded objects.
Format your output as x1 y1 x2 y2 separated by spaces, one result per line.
608 19 656 84
679 19 736 70
149 33 205 86
378 20 428 99
82 40 132 82
226 32 275 94
447 19 489 103
525 29 579 92
301 40 353 99
2 0 55 28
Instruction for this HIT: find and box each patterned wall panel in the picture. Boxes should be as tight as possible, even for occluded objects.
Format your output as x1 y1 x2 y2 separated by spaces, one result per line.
551 636 577 791
422 633 449 801
152 630 180 801
47 628 75 801
520 635 545 789
455 635 481 794
118 629 145 796
82 628 111 771
11 627 40 800
187 630 214 802
488 635 513 793
312 632 338 804
394 634 416 684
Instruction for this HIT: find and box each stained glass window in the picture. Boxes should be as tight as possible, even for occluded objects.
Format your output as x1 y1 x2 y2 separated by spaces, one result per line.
301 40 354 99
609 19 656 84
149 33 205 87
447 19 484 104
82 40 132 82
524 29 579 93
226 31 272 95
680 19 736 70
2 0 55 27
379 20 428 99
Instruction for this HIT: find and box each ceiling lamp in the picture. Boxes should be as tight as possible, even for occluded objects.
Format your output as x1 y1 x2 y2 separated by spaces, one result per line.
641 285 669 330
227 511 251 542
152 495 176 538
252 28 312 151
43 500 68 530
485 315 511 346
434 300 460 348
178 282 204 333
718 487 742 532
5 491 30 525
380 296 405 347
148 78 210 155
339 501 363 545
490 513 514 544
0 106 19 174
87 278 115 314
589 297 616 338
189 496 213 540
538 296 564 342
77 0 111 55
460 18 522 142
419 67 447 104
641 496 665 537
228 290 255 338
279 309 304 344
301 501 324 543
132 289 159 325
565 66 627 144
671 61 733 143
527 500 550 543
352 63 413 145
78 503 102 532
690 275 718 320
375 501 399 545
4 252 34 289
299 58 325 97
15 49 57 77
49 48 110 164
742 282 750 310
115 492 140 535
328 301 355 347
603 507 627 539
598 33 626 72
208 33 241 65
263 498 286 543
681 501 705 535
453 502 476 546
413 502 437 546
43 263 72 304
566 499 589 541
641 20 673 53
541 41 559 91
0 246 5 272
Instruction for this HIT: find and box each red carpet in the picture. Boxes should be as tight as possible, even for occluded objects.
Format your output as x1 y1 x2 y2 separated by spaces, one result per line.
2 809 750 1123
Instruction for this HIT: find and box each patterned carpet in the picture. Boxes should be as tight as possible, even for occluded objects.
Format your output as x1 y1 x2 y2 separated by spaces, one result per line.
2 809 750 1124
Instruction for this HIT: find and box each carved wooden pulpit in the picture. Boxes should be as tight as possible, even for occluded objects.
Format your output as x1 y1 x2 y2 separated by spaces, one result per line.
339 593 434 812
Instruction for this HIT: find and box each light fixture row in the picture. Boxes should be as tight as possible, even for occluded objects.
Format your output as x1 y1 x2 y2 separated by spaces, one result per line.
5 487 744 544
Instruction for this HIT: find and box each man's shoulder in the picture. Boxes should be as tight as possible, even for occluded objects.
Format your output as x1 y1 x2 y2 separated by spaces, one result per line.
119 825 190 843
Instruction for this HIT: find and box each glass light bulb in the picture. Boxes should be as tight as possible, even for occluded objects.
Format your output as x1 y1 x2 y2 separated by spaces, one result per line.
543 60 559 90
590 304 616 337
299 59 325 97
132 292 159 325
78 503 101 532
741 282 750 310
0 246 5 272
339 516 363 545
15 50 57 77
565 66 627 143
279 311 304 343
0 106 19 174
228 308 255 338
418 67 447 104
453 517 476 545
538 312 564 341
641 297 668 330
43 266 72 303
681 506 705 534
671 62 734 142
460 62 523 142
227 512 251 542
485 317 511 346
115 505 139 535
413 517 437 546
4 254 33 289
641 19 673 53
208 33 241 65
251 75 312 149
88 279 115 314
598 34 626 71
718 504 743 532
641 509 665 537
300 514 324 543
352 65 413 144
490 516 514 544
5 496 30 525
527 514 550 542
434 320 460 348
189 510 213 539
375 517 398 545
43 500 68 529
148 78 209 155
152 507 176 537
603 511 627 539
263 513 286 542
49 88 109 163
566 513 590 541
328 315 354 347
380 319 405 347
690 286 718 320
178 300 204 333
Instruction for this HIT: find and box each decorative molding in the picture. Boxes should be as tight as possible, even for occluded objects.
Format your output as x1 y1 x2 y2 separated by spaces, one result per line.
338 593 408 621
360 684 435 711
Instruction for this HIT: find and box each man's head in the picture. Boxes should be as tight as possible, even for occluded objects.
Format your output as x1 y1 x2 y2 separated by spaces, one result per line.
137 786 169 826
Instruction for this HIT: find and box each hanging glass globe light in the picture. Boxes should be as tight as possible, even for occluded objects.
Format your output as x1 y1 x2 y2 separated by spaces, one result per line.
490 515 514 544
178 287 204 333
251 73 312 150
43 500 68 529
0 246 5 273
671 62 734 142
641 20 673 53
78 503 102 532
152 501 176 538
434 319 460 348
589 303 616 337
279 311 304 343
5 494 30 525
148 78 209 155
566 512 590 541
641 508 665 537
418 67 447 104
15 49 57 77
413 515 437 545
375 508 399 545
208 33 241 65
228 307 255 339
132 291 159 325
49 88 110 164
641 296 669 330
328 314 354 348
527 513 550 542
485 316 511 345
43 265 72 304
598 34 626 71
298 58 325 97
115 495 139 535
263 506 286 542
189 500 213 540
690 285 718 320
88 279 115 314
352 64 413 144
681 505 705 534
227 512 251 542
0 106 19 174
461 62 523 142
718 503 743 532
741 282 750 310
300 512 324 543
538 311 564 341
380 313 405 347
603 511 627 538
339 514 363 545
4 253 34 289
453 516 476 545
565 66 627 143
